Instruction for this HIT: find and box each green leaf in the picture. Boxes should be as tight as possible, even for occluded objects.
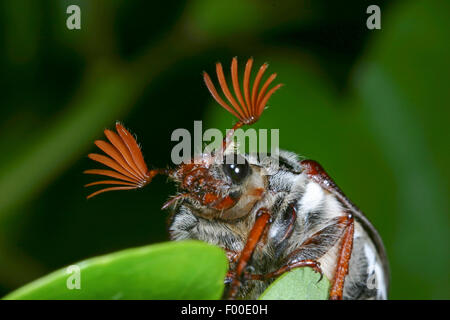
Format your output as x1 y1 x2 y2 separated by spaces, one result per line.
259 267 330 300
3 240 228 300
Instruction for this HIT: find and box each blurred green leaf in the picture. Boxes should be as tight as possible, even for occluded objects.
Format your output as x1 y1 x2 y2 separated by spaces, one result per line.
4 240 227 300
0 63 139 219
188 0 317 39
189 0 263 37
260 268 330 300
0 26 198 223
352 0 450 299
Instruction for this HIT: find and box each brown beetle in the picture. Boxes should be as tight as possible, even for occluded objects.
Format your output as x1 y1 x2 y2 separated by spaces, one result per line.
84 57 389 300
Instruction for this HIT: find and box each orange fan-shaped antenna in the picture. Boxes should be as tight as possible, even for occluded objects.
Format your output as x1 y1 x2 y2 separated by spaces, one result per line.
84 122 160 199
203 57 283 127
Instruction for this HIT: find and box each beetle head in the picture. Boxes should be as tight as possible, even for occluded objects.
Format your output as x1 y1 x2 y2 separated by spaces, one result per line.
164 150 267 220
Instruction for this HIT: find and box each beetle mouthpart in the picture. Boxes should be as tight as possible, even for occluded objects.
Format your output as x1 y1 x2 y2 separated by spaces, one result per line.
203 57 283 126
161 193 188 210
84 122 160 199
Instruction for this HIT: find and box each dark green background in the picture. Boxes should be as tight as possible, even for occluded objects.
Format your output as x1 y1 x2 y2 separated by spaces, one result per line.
0 0 448 299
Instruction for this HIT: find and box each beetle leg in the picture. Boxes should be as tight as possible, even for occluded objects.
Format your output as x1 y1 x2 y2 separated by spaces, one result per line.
287 213 354 300
242 214 353 299
224 249 240 284
329 214 354 300
247 259 323 281
225 208 272 299
284 213 354 299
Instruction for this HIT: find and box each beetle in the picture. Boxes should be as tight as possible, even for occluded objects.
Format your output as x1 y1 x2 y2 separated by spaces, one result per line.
84 57 389 300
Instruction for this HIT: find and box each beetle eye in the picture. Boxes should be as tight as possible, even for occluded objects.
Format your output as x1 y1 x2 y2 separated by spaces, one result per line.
223 154 250 184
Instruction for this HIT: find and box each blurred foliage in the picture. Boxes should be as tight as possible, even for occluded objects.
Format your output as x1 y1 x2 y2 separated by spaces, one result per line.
4 241 228 300
0 0 448 299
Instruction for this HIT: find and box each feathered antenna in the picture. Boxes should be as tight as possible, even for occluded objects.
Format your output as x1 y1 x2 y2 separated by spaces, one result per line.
203 57 282 146
84 122 161 199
